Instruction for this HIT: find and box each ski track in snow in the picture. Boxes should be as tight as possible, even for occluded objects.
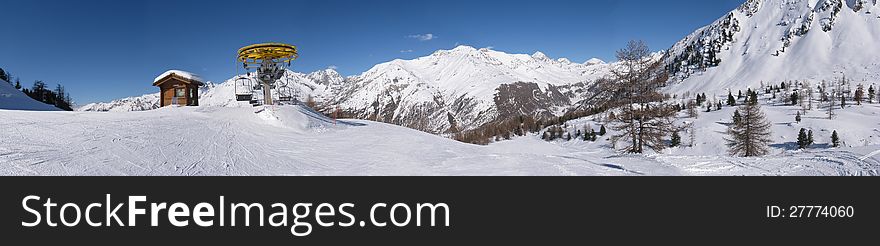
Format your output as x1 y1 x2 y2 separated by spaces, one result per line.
2 104 878 176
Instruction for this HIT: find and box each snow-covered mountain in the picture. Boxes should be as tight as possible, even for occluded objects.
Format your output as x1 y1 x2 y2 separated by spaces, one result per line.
77 93 161 112
330 46 614 133
77 69 346 111
665 0 880 95
79 47 616 133
78 0 880 134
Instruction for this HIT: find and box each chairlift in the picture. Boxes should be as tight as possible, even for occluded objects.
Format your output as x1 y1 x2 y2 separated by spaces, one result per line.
234 77 254 102
235 43 299 106
277 75 295 102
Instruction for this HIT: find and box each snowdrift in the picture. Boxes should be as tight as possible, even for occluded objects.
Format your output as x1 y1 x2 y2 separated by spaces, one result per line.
0 79 59 111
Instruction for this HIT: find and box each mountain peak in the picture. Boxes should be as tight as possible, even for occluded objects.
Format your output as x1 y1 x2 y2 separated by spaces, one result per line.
450 45 478 52
312 68 340 76
585 58 605 66
531 51 550 60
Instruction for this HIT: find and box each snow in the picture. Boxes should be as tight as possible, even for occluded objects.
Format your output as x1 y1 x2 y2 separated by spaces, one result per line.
333 45 620 132
79 69 344 112
7 0 879 176
80 46 634 133
77 93 160 112
584 58 606 66
0 79 59 111
2 100 879 176
540 92 880 176
154 70 203 83
665 0 880 97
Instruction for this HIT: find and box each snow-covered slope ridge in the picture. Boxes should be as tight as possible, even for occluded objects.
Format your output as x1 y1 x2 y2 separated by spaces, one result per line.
0 79 59 111
665 0 880 95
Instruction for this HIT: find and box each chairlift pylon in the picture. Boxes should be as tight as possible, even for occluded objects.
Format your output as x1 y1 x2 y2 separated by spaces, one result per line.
234 43 298 106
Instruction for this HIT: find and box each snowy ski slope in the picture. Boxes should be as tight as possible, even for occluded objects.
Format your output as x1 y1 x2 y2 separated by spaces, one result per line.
1 103 877 176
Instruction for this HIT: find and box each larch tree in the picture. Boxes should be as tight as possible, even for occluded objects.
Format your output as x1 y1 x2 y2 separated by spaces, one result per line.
606 40 680 154
854 84 864 105
826 88 836 120
725 91 773 157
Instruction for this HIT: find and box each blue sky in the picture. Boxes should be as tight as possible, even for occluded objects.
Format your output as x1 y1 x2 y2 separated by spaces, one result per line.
0 0 744 104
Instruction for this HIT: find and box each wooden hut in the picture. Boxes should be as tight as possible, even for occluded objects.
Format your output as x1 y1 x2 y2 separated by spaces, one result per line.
152 70 204 107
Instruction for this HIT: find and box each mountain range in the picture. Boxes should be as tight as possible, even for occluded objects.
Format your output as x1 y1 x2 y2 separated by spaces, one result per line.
78 0 880 134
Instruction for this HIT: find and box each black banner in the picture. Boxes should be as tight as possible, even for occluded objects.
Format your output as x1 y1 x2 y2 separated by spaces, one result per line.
1 177 876 244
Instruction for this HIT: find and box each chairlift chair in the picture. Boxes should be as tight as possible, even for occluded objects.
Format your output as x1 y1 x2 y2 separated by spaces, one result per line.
234 77 255 102
277 75 296 102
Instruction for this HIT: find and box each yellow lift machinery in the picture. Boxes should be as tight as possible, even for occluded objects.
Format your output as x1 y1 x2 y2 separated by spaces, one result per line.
234 43 299 106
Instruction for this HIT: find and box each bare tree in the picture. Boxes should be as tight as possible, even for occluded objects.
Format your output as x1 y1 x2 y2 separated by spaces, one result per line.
606 40 679 153
725 91 772 157
804 80 813 111
798 80 808 113
687 100 698 118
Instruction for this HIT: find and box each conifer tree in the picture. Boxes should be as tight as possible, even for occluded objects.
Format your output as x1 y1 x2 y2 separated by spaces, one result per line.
670 131 681 147
599 125 606 136
749 90 759 105
797 128 808 149
854 84 864 105
716 101 722 110
840 94 846 109
725 92 773 157
727 92 736 106
807 130 814 146
868 85 875 103
583 125 592 141
733 109 742 125
795 111 801 123
790 91 799 106
831 130 840 148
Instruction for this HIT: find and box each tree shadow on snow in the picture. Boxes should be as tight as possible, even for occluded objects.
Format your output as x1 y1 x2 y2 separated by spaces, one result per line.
770 142 799 151
770 142 831 151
